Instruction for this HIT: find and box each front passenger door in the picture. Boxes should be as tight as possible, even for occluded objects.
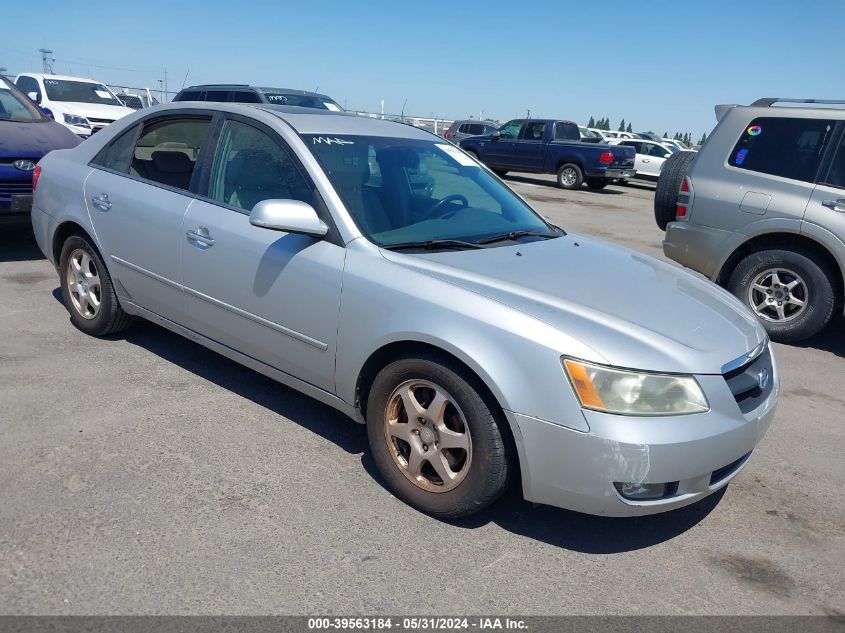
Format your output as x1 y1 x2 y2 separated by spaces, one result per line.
181 116 345 392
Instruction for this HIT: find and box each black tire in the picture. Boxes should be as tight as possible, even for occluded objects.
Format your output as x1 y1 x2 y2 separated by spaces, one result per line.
654 150 696 230
366 354 511 519
492 168 508 177
556 163 584 190
586 177 609 190
59 234 133 336
727 249 836 343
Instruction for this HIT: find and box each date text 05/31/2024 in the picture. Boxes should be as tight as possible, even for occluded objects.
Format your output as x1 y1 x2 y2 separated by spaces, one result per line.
307 617 528 630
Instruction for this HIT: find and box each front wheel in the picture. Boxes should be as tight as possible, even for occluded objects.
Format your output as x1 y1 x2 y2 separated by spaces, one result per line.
727 249 836 342
556 163 583 190
366 355 511 519
585 177 609 190
59 234 133 336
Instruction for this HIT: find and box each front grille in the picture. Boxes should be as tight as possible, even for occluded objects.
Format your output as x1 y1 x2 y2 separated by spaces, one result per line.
88 117 114 125
723 345 774 413
710 452 751 485
0 182 33 198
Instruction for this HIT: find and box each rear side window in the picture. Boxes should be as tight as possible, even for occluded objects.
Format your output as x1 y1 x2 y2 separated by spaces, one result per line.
553 122 579 141
92 124 140 172
178 90 202 101
204 90 231 102
821 132 845 189
233 91 261 103
130 117 212 190
523 121 546 141
729 116 834 183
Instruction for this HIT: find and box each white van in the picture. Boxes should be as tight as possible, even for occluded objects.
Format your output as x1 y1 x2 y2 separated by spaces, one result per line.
14 73 135 138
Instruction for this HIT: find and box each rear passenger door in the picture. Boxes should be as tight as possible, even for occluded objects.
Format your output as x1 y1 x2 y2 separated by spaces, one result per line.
84 113 214 324
690 116 834 233
180 115 345 392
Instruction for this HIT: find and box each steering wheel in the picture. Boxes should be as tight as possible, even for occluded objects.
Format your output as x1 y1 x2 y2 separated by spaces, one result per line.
425 194 469 219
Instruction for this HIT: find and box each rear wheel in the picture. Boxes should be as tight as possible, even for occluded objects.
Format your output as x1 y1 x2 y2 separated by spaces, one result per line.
586 177 609 190
654 150 696 230
59 235 132 336
727 248 836 342
556 163 583 190
492 168 508 177
366 355 511 519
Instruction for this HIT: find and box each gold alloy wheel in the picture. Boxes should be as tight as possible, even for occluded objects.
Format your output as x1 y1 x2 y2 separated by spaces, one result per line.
66 248 102 320
383 379 472 493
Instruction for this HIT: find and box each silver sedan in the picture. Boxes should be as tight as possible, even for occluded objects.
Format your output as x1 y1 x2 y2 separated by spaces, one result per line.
30 103 778 518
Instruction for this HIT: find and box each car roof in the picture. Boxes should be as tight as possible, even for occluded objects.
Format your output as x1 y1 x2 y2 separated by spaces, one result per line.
140 102 436 139
180 84 335 100
18 73 104 83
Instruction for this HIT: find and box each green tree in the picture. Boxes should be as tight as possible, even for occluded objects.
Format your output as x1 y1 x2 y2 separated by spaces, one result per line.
663 131 669 138
602 117 610 130
587 116 595 128
618 118 626 132
626 122 633 133
698 132 708 145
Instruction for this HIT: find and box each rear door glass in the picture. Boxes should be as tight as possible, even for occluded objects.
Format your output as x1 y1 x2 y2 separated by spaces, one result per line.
553 122 579 141
729 116 834 183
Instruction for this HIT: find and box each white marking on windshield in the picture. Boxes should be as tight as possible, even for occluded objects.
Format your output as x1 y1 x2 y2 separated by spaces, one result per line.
312 137 355 145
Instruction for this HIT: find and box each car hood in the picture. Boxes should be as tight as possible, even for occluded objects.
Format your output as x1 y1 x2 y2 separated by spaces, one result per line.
380 234 765 374
0 119 81 158
52 102 135 120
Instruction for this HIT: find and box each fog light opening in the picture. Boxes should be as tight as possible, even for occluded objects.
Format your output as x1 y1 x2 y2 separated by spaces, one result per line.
614 481 679 501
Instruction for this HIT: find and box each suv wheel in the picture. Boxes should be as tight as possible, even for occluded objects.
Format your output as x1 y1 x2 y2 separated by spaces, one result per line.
728 249 836 342
557 163 583 190
59 235 133 336
654 151 696 230
366 355 510 519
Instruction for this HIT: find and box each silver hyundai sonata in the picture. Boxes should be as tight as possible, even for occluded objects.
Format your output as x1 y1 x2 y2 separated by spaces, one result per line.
30 103 778 518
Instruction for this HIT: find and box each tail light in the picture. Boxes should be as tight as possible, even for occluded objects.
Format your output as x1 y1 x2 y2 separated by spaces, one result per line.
599 151 614 165
444 130 452 140
32 165 42 191
676 176 691 220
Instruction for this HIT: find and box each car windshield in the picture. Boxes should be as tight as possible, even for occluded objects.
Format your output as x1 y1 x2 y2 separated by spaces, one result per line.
304 134 558 247
264 93 343 111
43 79 122 105
665 144 681 153
0 81 43 122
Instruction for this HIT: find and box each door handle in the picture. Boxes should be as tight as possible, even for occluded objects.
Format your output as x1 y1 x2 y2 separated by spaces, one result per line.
186 227 215 247
91 193 112 211
822 199 845 213
642 159 651 163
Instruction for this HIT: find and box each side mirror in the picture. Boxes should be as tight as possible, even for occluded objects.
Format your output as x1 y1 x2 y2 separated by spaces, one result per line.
27 91 40 103
491 131 500 141
249 199 328 237
664 153 671 158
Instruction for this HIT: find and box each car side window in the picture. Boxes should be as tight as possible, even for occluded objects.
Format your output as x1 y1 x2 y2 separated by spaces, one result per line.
647 143 667 157
553 122 579 141
233 91 261 103
91 123 141 173
821 132 845 189
208 119 313 212
729 116 834 183
498 121 523 139
129 117 212 191
179 90 201 101
522 121 546 141
458 124 471 134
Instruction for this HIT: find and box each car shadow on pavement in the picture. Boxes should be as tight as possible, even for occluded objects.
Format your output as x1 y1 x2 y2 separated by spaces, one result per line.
0 224 44 263
793 315 845 358
503 174 624 194
359 450 724 554
102 319 368 456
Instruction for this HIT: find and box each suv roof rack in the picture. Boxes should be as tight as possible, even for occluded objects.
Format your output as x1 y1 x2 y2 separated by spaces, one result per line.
751 97 845 107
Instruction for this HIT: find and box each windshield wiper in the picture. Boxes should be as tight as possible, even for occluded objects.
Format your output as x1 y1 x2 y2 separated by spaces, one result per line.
382 239 484 251
475 230 559 245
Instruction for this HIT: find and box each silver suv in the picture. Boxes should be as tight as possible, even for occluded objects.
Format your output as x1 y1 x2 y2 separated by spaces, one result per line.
658 98 845 342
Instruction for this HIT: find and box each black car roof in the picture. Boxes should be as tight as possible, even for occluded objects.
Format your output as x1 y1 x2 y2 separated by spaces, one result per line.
179 84 335 100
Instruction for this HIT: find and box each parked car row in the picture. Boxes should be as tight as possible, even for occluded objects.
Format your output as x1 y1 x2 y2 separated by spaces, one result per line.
29 100 778 520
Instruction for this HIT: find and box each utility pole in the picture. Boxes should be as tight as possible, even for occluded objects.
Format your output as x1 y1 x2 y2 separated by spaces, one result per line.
401 98 408 122
158 79 163 104
38 49 55 74
526 108 531 119
163 68 168 103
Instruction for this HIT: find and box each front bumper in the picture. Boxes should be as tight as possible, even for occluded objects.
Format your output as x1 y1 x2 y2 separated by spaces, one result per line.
508 360 778 516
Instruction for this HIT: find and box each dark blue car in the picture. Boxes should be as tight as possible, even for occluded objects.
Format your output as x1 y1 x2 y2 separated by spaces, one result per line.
0 76 80 223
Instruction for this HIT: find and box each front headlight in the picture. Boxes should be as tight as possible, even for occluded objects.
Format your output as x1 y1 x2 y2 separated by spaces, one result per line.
563 358 709 416
63 113 91 128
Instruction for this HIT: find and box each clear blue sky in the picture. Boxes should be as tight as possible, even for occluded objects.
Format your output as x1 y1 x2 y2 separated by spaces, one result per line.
2 0 843 139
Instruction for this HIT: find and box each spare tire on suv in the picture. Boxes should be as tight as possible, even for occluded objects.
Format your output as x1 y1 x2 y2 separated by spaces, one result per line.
654 151 696 230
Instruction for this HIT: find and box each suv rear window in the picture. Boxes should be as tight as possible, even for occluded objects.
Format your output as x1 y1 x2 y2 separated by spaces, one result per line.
728 116 834 183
